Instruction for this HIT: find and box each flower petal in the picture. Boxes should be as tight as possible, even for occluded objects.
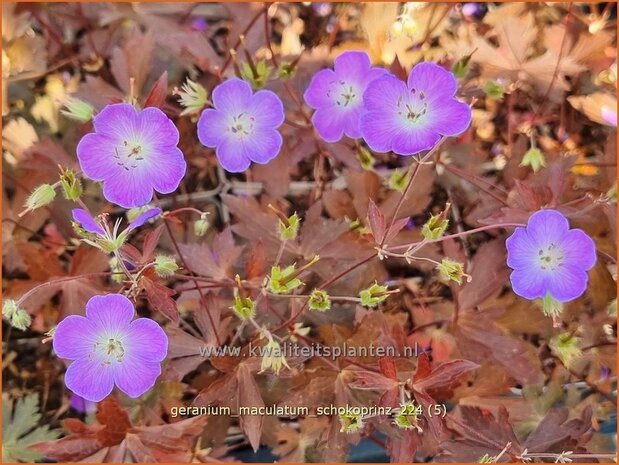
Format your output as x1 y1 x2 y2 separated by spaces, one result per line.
312 107 346 143
128 207 162 230
248 90 284 129
102 170 155 208
243 129 283 164
390 126 441 156
427 97 472 136
333 50 371 82
64 357 115 402
505 227 538 270
407 62 458 102
125 318 168 362
135 107 180 148
212 78 252 114
215 138 252 173
547 267 589 302
560 228 597 271
92 103 138 139
144 147 187 195
510 268 547 300
114 357 162 398
304 68 337 108
197 108 228 147
72 209 105 235
53 315 96 360
526 209 569 246
76 133 122 181
85 294 134 333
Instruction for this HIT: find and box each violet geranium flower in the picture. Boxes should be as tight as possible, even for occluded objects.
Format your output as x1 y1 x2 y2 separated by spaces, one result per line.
53 294 168 402
197 78 284 172
77 103 186 208
360 62 472 155
303 50 387 143
506 209 597 302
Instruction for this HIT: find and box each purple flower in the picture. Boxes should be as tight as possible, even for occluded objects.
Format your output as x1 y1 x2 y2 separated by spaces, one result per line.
69 393 97 414
72 208 104 235
303 51 387 143
128 207 162 230
53 294 168 402
506 210 597 302
197 78 284 172
77 103 186 208
360 62 472 155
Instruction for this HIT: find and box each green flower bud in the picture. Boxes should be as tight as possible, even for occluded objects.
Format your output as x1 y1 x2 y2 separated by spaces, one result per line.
59 168 83 201
483 79 505 100
23 184 56 214
308 289 331 312
2 299 19 319
437 258 470 285
232 295 256 320
194 213 210 237
175 78 209 116
259 339 289 376
339 412 364 434
241 59 271 89
154 255 178 277
421 212 449 241
520 146 546 173
10 309 32 331
357 145 375 171
268 265 304 294
278 212 300 241
60 97 94 122
277 62 296 80
541 292 563 318
394 401 423 432
359 282 389 307
549 332 582 368
452 53 473 79
388 169 408 192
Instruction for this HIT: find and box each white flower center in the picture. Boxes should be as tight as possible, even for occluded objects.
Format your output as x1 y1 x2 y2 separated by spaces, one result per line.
228 112 255 140
92 335 126 365
113 139 146 171
328 80 359 108
397 88 428 125
537 243 565 271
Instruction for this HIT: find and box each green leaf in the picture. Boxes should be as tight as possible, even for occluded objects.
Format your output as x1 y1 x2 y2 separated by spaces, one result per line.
2 393 60 462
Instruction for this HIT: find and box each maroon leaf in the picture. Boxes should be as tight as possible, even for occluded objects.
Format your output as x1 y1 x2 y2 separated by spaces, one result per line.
366 198 386 243
143 71 168 108
140 276 179 322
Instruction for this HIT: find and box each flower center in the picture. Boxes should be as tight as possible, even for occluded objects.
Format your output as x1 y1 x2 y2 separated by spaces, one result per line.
327 80 359 108
93 336 126 365
113 139 146 171
397 88 428 125
537 243 565 271
228 112 255 140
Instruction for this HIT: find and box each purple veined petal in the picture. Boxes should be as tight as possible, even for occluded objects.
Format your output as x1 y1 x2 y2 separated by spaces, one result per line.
197 108 229 147
426 97 472 137
505 227 539 270
85 294 134 333
333 50 372 82
128 207 162 231
407 62 458 102
125 318 168 362
361 67 390 87
215 137 252 172
72 209 105 235
92 103 139 140
601 105 617 127
76 133 124 181
559 228 597 271
312 107 346 143
102 170 155 208
143 146 187 195
362 74 406 114
113 356 162 398
360 110 404 153
341 105 364 139
303 68 337 109
212 78 252 114
241 129 283 165
525 209 570 247
53 315 97 360
247 90 285 129
390 125 441 156
64 356 115 402
546 266 589 302
509 268 547 300
135 107 180 148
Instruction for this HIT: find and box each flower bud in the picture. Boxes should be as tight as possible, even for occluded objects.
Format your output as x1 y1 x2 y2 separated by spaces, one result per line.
390 20 404 38
549 332 582 368
308 289 331 312
60 97 94 122
359 282 389 307
2 299 19 319
278 212 300 241
10 309 32 331
452 53 473 79
483 79 505 100
60 168 83 201
175 78 209 116
520 146 546 172
232 295 256 320
194 213 210 237
421 210 449 241
259 338 290 376
339 412 364 434
356 145 375 171
154 255 178 277
268 265 303 294
402 18 418 37
541 292 563 318
388 169 408 192
394 401 423 432
22 184 56 215
437 258 470 285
